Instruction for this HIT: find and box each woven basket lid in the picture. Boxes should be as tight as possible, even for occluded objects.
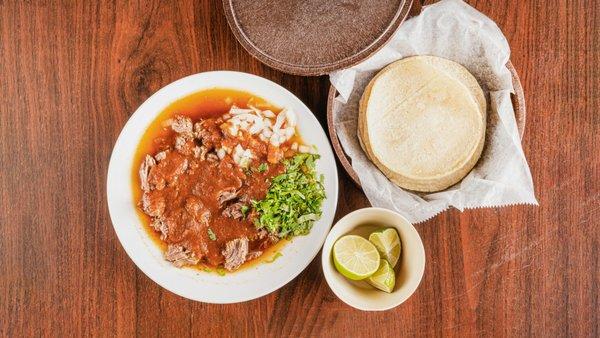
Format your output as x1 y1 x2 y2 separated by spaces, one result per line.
223 0 414 76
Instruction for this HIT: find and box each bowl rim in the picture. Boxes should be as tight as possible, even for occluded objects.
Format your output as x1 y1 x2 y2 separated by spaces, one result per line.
321 207 425 311
106 70 339 303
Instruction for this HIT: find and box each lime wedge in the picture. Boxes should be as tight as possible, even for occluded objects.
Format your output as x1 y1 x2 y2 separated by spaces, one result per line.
368 228 401 267
367 259 396 293
333 235 380 280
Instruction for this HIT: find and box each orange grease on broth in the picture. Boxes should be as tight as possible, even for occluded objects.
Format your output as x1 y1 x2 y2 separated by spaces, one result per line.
131 88 288 273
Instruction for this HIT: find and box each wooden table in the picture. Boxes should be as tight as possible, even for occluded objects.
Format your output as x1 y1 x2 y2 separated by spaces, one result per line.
1 0 598 336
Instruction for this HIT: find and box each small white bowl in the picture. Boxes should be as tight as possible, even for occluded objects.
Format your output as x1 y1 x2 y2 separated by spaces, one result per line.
321 207 425 311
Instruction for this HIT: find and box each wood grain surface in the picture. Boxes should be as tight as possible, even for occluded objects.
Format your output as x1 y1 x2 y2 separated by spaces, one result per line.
1 0 598 336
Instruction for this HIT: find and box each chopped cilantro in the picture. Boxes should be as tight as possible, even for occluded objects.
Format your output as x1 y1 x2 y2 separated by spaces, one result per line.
257 163 268 173
207 228 217 241
267 252 283 263
252 153 325 237
216 267 226 276
241 205 249 218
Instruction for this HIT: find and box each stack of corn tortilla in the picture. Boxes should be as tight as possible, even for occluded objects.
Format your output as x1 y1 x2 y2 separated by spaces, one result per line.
358 56 487 192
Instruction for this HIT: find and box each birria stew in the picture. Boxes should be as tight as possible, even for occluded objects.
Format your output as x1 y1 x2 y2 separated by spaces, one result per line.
132 88 325 272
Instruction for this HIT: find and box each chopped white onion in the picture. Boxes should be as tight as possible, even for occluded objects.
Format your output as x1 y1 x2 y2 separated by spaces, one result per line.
229 106 254 115
285 109 297 127
221 104 299 151
248 105 263 117
269 132 281 146
238 113 255 121
228 125 239 136
216 148 226 159
234 144 244 155
262 129 273 138
284 127 295 140
248 119 264 134
231 145 253 168
262 110 276 118
274 111 286 130
239 157 251 168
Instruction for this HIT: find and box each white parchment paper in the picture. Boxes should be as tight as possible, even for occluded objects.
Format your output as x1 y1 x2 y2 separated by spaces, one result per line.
330 0 537 223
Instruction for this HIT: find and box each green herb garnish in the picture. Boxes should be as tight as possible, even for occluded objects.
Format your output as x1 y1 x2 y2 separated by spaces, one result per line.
252 153 325 237
257 163 268 173
241 205 249 218
207 228 217 241
216 267 226 276
267 252 283 263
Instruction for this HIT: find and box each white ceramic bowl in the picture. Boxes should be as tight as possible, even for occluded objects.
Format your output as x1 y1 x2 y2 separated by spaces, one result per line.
321 208 425 311
107 71 338 303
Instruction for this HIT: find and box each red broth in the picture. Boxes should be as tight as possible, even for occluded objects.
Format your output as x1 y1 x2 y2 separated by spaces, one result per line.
131 88 290 273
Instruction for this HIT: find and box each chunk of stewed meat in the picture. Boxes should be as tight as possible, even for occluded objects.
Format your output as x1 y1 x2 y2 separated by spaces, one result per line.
155 150 168 162
148 153 189 189
193 146 207 160
256 232 280 251
268 233 280 244
217 187 238 206
141 191 165 218
175 136 196 156
206 153 219 162
239 194 251 203
222 238 249 271
222 202 245 219
267 144 284 164
195 121 222 149
257 229 268 240
246 250 262 261
185 196 211 224
193 122 205 140
171 115 193 136
176 159 189 175
157 209 201 243
151 218 169 240
139 155 156 192
165 244 199 267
